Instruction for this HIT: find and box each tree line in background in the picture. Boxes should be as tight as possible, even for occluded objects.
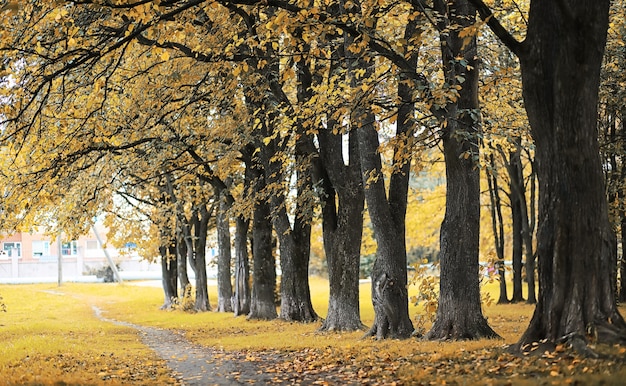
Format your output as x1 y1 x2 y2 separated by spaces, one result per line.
0 0 625 353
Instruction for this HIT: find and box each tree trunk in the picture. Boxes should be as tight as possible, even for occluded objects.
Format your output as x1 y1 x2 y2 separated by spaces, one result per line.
499 142 535 304
314 31 365 331
317 125 365 332
271 153 317 322
275 224 318 322
159 243 178 310
191 204 212 312
429 126 499 339
261 129 318 322
620 150 626 303
176 229 190 293
616 115 626 303
426 0 499 340
351 3 421 340
248 163 278 320
486 153 509 304
216 194 234 312
512 0 626 351
509 148 525 303
233 215 251 316
523 159 537 304
180 203 212 312
620 210 626 303
244 34 317 323
270 38 319 323
357 100 414 340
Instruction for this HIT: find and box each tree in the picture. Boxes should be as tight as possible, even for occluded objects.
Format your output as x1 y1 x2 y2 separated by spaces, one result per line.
598 2 626 303
0 0 302 318
425 0 499 341
232 215 251 316
479 31 535 304
248 158 279 320
159 238 179 310
216 189 234 312
473 0 626 352
507 144 536 304
174 183 215 312
232 166 253 317
485 153 509 304
342 0 419 339
310 18 366 332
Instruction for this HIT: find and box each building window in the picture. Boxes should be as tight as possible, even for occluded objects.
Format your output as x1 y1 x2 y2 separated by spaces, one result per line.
3 242 22 258
61 241 78 257
32 240 50 258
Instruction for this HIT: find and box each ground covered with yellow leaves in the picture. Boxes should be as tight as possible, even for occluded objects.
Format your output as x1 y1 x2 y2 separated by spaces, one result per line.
1 281 625 385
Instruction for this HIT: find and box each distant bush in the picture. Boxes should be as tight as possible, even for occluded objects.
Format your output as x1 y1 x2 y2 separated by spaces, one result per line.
359 254 376 279
84 264 121 283
407 246 439 265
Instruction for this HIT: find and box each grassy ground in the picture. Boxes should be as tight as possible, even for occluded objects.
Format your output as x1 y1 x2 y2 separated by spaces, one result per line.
1 278 625 385
0 284 178 385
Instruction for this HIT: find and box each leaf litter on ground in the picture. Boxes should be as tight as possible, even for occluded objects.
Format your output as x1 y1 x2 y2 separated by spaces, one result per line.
1 282 626 385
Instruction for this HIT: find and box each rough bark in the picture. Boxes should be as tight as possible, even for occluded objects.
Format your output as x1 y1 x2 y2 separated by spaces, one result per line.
357 96 414 340
275 222 318 322
176 229 191 294
354 4 421 340
473 0 626 351
159 242 178 310
188 204 212 312
317 125 365 332
316 32 365 332
248 163 278 321
233 215 251 316
429 125 498 339
498 143 535 303
179 202 213 313
620 209 626 303
520 158 537 304
271 37 319 323
244 31 317 323
261 128 318 323
216 194 234 313
486 154 509 304
613 115 626 303
620 144 626 303
269 148 318 323
426 0 499 341
508 148 525 303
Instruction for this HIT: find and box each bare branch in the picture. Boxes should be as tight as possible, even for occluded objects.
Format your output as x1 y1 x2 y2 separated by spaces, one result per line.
468 0 524 57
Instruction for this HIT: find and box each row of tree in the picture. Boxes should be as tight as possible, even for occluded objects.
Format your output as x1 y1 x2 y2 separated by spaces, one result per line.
0 0 625 352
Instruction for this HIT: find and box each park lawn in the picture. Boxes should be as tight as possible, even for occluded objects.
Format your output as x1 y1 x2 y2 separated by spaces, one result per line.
0 284 178 385
1 278 625 385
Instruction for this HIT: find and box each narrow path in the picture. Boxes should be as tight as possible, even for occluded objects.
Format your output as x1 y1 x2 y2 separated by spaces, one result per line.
91 306 285 385
44 289 354 385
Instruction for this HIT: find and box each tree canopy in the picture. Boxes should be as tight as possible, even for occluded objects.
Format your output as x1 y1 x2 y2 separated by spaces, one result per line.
0 0 625 351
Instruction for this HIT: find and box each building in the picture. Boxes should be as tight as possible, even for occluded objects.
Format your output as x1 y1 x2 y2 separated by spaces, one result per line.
0 225 161 284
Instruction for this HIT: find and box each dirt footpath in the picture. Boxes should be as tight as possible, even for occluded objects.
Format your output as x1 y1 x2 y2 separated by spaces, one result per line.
92 306 353 385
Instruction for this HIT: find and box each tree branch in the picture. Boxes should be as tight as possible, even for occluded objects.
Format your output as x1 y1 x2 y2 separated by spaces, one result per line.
468 0 524 58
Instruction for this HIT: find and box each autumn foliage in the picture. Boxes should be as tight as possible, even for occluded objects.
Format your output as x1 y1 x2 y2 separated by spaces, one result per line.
0 0 625 369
